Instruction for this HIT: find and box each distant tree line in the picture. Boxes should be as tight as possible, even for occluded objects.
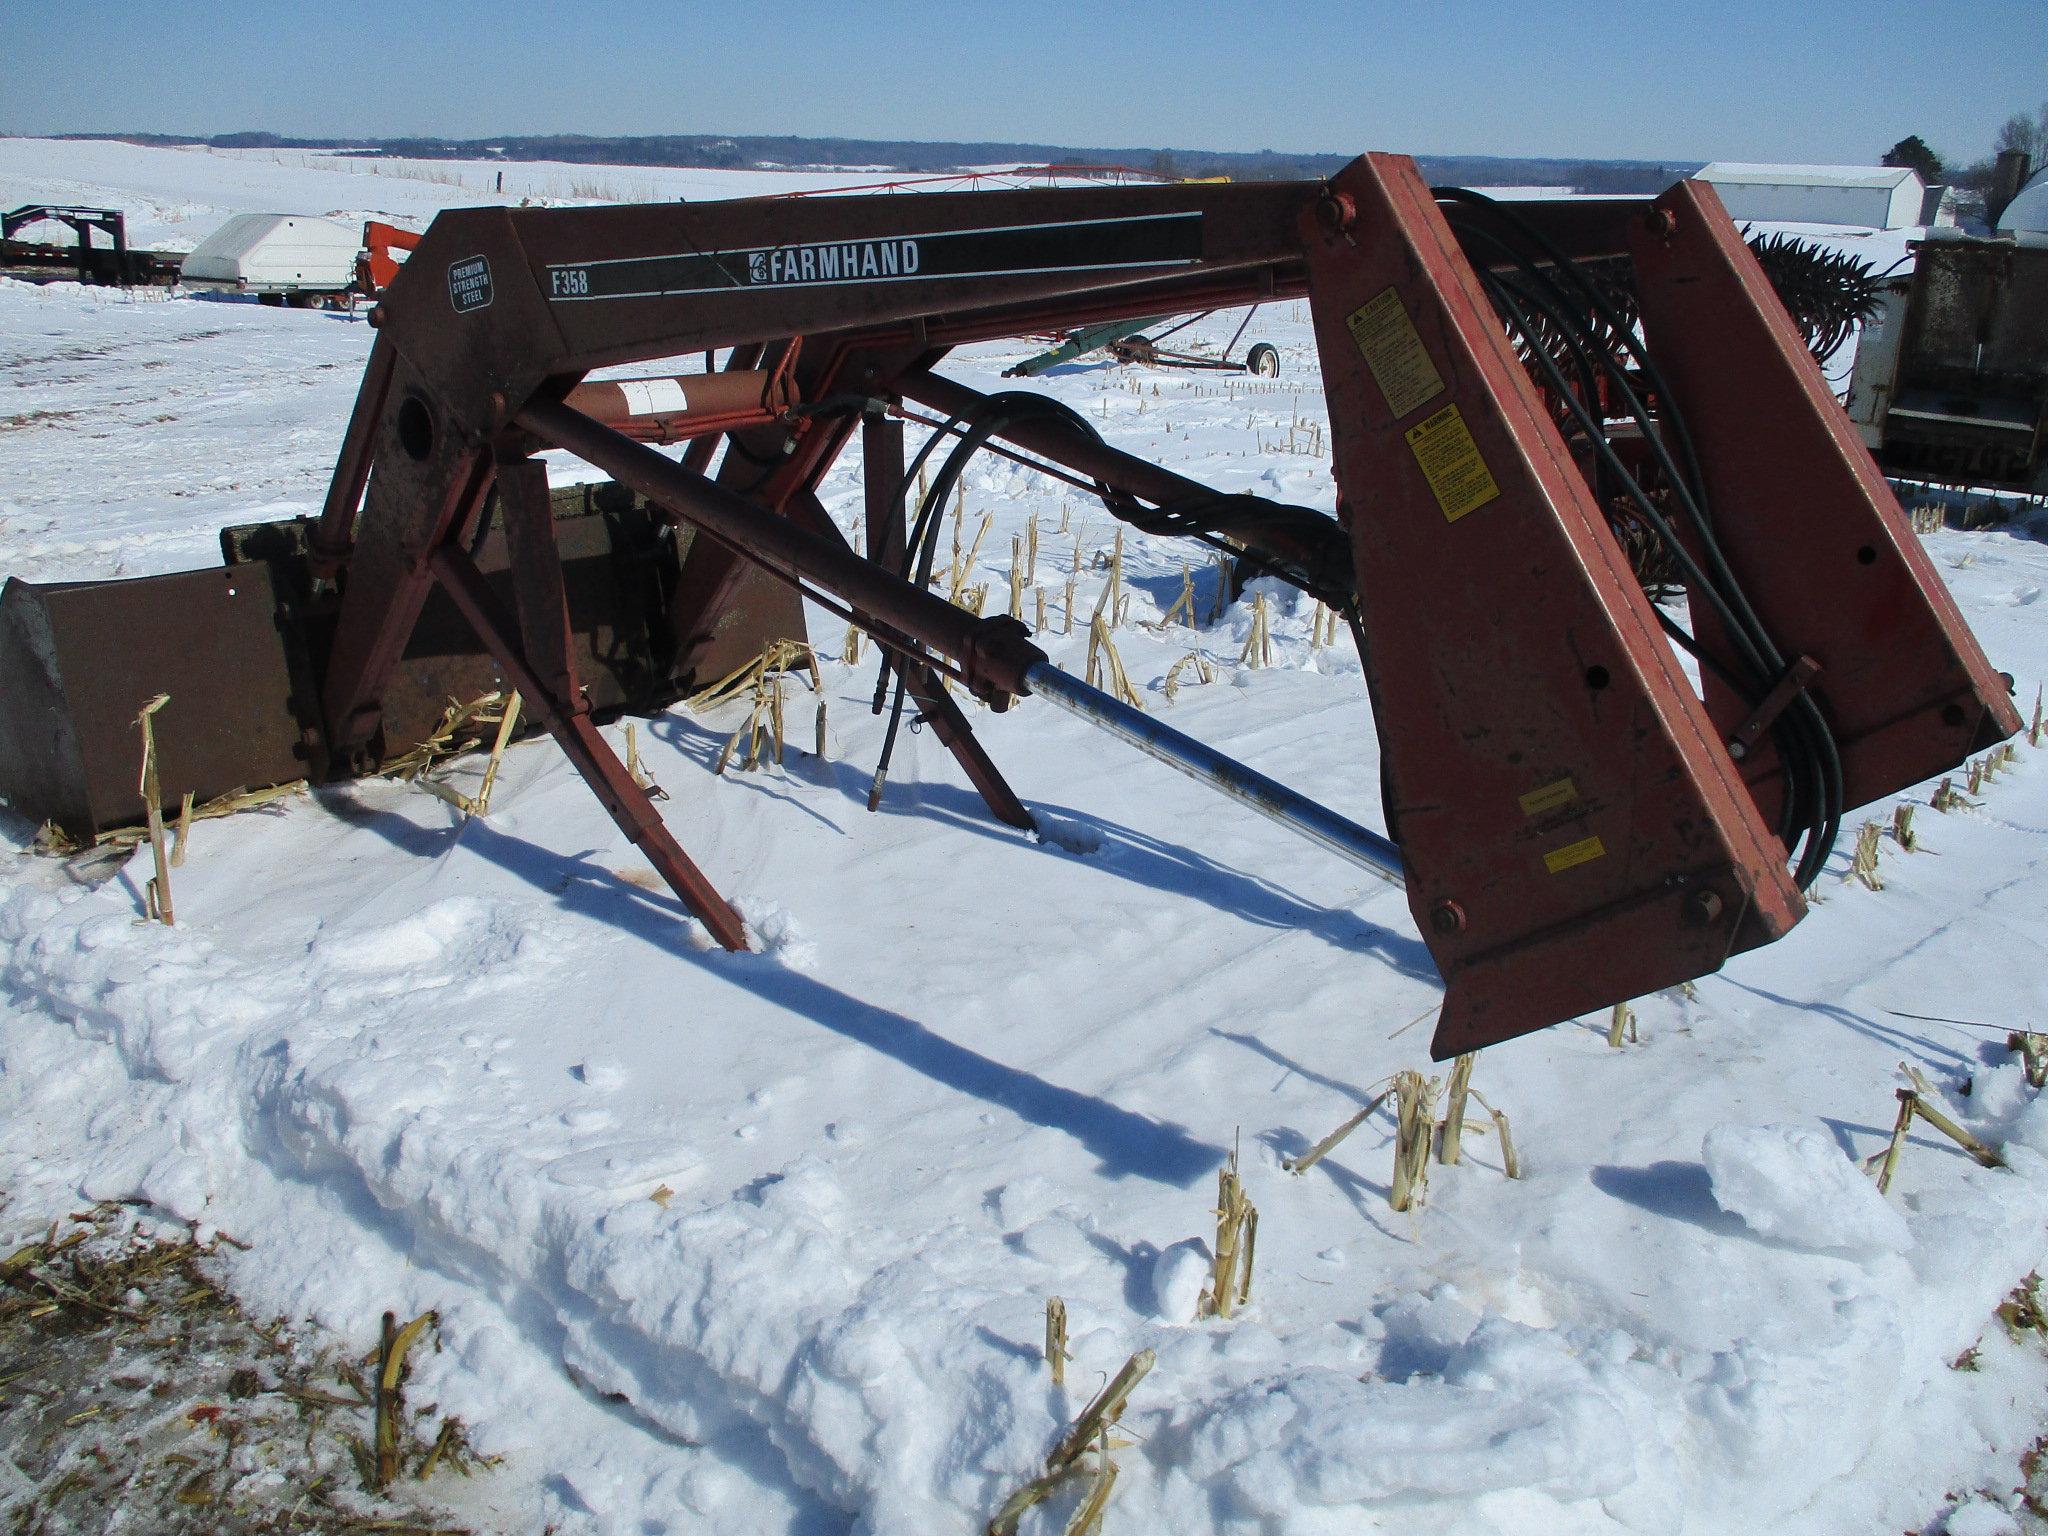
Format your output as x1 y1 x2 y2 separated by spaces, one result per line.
45 128 1694 192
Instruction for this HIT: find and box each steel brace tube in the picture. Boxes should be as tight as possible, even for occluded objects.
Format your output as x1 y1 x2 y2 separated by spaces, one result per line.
1025 663 1405 887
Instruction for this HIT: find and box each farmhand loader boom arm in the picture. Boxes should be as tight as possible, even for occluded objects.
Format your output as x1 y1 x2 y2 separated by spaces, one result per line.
219 156 2037 1053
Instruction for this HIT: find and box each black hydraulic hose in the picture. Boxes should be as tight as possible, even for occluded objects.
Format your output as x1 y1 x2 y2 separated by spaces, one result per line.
1483 271 1822 866
1437 197 1839 841
869 393 1129 804
1474 263 1841 884
1436 187 1712 508
1476 266 1837 880
868 404 973 715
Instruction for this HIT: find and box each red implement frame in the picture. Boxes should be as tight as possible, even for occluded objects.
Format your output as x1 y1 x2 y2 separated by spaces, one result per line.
361 221 421 295
306 155 2017 1054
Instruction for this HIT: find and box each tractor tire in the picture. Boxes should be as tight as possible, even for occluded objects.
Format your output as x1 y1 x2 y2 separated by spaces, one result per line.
1245 343 1280 378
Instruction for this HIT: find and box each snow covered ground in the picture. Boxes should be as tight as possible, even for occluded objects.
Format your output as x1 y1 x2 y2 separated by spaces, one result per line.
6 139 2048 1535
0 138 1125 256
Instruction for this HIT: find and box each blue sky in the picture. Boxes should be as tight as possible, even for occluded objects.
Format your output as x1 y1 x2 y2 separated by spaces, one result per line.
5 0 2043 166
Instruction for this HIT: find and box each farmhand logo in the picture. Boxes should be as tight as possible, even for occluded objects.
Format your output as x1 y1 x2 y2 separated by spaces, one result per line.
541 211 1203 303
746 239 921 285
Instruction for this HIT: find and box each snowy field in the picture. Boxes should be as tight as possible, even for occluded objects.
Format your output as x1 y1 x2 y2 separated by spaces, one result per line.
6 139 2048 1535
0 138 1122 256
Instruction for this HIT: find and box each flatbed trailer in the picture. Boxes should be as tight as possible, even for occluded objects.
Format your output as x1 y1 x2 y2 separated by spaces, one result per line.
0 205 181 287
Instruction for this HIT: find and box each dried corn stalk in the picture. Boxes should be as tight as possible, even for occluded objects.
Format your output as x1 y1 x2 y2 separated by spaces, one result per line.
1158 561 1196 629
1390 1070 1438 1211
1162 650 1215 704
1437 1053 1477 1164
136 693 174 925
951 514 994 605
1237 594 1273 669
1469 1089 1521 1179
623 718 654 792
94 781 304 850
1310 601 1341 650
1891 803 1917 852
1063 1442 1119 1536
373 1308 438 1489
1904 1066 2004 1168
1207 551 1232 624
1851 821 1884 890
987 1350 1154 1536
169 790 195 867
1285 1078 1396 1175
1431 1056 1521 1179
2009 1031 2048 1090
1607 1000 1637 1049
1045 1296 1070 1387
1867 1068 2006 1195
682 638 820 713
1086 617 1144 709
1199 1152 1257 1320
379 690 516 783
465 690 524 815
1931 776 1965 813
1050 1350 1153 1472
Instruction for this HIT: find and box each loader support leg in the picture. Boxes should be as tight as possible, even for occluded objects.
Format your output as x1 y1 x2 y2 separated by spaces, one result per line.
496 454 583 709
310 333 396 581
429 530 750 952
321 444 494 761
897 663 1037 832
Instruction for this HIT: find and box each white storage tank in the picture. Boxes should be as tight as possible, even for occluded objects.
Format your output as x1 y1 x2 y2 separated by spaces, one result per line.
180 213 362 293
1998 169 2048 246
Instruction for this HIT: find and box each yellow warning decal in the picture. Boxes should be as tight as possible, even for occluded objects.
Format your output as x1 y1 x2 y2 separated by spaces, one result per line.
1346 288 1445 419
1405 404 1501 523
1543 835 1607 875
1518 777 1578 817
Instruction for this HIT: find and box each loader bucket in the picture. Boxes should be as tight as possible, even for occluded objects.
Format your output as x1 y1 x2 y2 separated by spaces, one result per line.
0 482 805 844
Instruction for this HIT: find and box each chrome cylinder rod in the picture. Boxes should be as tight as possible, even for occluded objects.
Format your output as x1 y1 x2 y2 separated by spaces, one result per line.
1024 662 1406 888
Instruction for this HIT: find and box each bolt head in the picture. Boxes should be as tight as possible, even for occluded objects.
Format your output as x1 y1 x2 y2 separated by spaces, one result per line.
1429 899 1466 936
1315 191 1357 236
1686 888 1725 925
1644 207 1678 240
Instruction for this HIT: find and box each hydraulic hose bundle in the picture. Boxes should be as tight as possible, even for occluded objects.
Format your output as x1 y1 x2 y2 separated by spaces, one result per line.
865 390 1359 803
1436 188 1845 889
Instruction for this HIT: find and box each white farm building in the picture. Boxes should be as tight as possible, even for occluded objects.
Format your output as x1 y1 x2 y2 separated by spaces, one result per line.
1695 163 1926 229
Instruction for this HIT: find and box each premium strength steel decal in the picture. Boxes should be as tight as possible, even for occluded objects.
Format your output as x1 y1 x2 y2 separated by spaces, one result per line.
541 211 1204 302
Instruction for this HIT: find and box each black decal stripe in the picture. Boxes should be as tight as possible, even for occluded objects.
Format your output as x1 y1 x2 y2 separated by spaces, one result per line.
545 212 1204 303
